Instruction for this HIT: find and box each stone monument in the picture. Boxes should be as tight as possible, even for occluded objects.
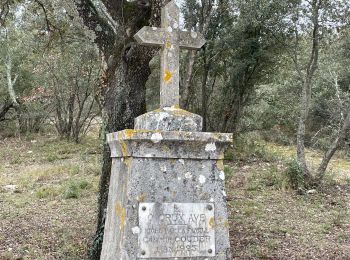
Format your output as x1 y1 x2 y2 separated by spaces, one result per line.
100 1 232 259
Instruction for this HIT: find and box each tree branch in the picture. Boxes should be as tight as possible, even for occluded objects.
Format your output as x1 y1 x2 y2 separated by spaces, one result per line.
72 0 116 57
0 0 11 26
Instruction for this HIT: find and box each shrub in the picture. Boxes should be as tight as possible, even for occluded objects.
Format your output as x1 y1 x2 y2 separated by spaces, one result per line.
285 158 304 189
62 180 92 199
63 183 80 199
232 132 278 163
247 167 288 191
224 165 234 180
36 186 60 199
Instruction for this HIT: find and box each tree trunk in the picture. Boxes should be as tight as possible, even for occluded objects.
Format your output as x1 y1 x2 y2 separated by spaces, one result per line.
296 79 312 180
201 48 209 131
315 109 350 182
181 50 196 110
295 0 321 186
221 93 242 135
90 45 154 259
65 91 76 139
0 98 13 122
72 1 163 258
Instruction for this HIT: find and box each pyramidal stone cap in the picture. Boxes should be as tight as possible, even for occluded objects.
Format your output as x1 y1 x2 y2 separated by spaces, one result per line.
134 106 203 132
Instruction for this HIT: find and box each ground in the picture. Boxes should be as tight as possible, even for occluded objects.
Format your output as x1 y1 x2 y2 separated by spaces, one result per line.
0 134 349 259
0 134 100 259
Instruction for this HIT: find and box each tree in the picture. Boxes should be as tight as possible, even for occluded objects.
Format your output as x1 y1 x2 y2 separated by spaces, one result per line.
70 0 164 258
180 0 290 133
0 5 36 133
42 41 101 142
290 0 350 186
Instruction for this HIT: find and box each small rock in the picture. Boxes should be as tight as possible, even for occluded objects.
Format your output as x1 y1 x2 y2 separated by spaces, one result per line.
297 187 305 195
3 185 18 193
306 189 317 194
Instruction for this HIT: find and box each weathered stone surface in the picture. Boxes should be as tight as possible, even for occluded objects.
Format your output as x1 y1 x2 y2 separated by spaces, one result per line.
100 133 232 259
134 1 205 108
107 129 231 159
134 107 203 132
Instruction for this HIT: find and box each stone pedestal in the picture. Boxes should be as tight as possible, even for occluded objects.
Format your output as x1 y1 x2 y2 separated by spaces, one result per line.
101 108 232 259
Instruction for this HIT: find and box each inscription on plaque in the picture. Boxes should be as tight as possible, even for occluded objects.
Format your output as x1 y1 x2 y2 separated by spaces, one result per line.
138 203 215 258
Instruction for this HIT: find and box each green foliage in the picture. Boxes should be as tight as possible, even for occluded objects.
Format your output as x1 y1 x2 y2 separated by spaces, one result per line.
247 166 288 191
232 133 279 163
0 0 101 139
224 165 234 180
36 186 60 199
177 0 292 132
63 180 92 199
285 159 304 189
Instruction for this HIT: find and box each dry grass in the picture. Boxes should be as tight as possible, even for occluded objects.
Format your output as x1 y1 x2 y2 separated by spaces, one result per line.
0 134 101 259
226 142 350 259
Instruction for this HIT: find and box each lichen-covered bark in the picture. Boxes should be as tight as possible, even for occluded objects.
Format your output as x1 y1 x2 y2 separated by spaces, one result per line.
0 98 13 122
296 0 321 185
181 50 196 110
316 109 350 182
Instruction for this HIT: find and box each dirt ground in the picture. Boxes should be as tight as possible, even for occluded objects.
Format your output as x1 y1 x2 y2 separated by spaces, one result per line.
0 134 349 259
227 162 350 259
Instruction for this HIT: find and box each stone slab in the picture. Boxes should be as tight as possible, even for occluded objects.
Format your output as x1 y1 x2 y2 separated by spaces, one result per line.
107 129 232 159
138 202 215 258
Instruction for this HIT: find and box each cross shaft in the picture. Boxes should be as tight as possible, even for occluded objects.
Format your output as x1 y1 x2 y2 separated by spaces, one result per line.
134 1 205 108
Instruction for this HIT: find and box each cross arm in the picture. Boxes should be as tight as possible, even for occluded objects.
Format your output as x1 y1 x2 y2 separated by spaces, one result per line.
179 31 206 50
134 26 165 47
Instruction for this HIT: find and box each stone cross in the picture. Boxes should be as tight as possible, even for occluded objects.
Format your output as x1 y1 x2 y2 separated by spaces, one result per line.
134 0 205 108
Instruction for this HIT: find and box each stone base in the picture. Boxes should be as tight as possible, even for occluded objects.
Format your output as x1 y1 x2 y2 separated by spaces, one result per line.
101 130 232 259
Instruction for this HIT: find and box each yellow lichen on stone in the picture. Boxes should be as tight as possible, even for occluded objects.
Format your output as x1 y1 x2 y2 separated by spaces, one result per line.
163 70 173 82
124 129 135 138
115 202 126 230
119 140 128 157
169 158 177 165
166 42 172 48
223 220 230 228
168 107 194 117
123 157 132 168
209 217 216 228
137 193 147 202
162 145 171 151
216 160 225 171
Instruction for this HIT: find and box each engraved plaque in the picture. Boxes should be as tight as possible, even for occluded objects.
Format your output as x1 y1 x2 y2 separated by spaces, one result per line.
138 203 215 258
